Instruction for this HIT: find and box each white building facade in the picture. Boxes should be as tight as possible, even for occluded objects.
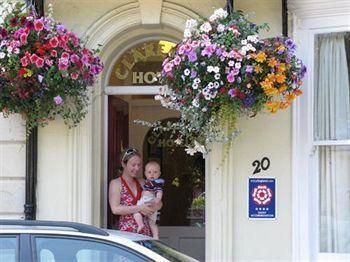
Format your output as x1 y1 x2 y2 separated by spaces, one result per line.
0 0 349 261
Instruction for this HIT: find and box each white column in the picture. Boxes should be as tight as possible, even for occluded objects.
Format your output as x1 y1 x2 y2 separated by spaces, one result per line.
206 142 234 261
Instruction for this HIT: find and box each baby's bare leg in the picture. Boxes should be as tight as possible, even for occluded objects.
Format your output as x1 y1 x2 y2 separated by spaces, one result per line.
133 212 144 233
149 218 159 239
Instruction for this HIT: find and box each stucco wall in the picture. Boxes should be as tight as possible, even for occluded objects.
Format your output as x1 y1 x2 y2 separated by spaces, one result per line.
233 1 291 260
0 114 26 219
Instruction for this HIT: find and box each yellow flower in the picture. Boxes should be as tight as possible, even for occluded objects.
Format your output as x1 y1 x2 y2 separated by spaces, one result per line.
24 69 33 78
278 85 287 93
268 58 278 68
266 101 280 113
275 74 286 83
254 65 263 73
276 45 286 53
277 63 286 73
264 87 278 96
255 52 267 63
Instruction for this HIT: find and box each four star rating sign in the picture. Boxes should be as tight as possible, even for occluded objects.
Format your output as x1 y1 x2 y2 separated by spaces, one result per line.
248 178 276 219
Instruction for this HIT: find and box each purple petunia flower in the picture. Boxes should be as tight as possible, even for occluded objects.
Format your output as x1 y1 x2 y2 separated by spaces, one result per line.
245 65 253 74
190 70 197 78
228 88 237 97
54 95 63 105
188 51 197 62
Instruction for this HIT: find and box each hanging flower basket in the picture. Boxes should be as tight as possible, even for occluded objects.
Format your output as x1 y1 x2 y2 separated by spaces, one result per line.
0 2 103 134
138 8 306 155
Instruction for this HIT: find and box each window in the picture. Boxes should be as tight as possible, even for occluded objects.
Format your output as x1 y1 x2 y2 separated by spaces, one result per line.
34 236 148 262
0 236 18 262
314 32 350 254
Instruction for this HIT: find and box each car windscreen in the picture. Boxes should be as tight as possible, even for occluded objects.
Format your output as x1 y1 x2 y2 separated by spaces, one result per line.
135 240 198 262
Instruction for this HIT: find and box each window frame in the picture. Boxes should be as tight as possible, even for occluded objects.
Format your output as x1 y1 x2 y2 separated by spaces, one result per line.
292 23 350 261
30 234 154 262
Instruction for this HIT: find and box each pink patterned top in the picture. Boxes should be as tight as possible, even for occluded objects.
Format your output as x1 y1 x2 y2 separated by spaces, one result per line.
118 177 152 237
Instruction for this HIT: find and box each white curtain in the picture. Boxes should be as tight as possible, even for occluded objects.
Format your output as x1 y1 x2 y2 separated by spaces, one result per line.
315 32 350 253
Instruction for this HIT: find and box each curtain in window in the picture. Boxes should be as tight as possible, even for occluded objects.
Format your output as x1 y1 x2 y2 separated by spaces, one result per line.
315 32 350 253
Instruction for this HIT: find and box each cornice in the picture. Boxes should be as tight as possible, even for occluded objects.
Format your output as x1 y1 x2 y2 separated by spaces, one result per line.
288 0 350 18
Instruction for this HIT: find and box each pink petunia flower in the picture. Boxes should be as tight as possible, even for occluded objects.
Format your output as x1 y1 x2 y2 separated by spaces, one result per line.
34 19 44 31
70 72 79 80
49 37 59 48
35 57 44 68
19 34 27 44
20 56 29 67
54 95 63 105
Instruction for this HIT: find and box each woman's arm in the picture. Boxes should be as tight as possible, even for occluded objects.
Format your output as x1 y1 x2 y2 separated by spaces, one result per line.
109 179 145 215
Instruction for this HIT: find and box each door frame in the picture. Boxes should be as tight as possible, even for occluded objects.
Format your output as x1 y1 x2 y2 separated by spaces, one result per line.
102 36 178 227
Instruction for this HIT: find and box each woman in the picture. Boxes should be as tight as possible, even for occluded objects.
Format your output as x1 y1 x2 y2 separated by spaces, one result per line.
109 148 160 236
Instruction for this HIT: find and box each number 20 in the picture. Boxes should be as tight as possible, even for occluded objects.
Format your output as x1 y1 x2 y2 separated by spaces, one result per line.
252 157 270 174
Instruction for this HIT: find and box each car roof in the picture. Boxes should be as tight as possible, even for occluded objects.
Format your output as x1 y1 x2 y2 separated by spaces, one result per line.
0 220 169 262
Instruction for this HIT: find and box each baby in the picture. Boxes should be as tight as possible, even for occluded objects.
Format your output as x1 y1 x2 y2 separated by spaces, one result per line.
134 161 164 239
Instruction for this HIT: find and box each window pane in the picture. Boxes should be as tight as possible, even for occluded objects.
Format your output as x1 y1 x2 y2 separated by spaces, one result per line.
319 145 350 253
0 236 18 262
35 237 146 262
314 32 350 140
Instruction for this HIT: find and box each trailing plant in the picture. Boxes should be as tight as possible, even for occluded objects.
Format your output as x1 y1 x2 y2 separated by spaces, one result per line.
0 1 103 134
137 8 306 155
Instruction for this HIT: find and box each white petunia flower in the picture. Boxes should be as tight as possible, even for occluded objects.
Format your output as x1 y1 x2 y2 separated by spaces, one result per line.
217 24 225 32
207 66 214 73
200 22 212 33
192 82 199 89
214 73 221 80
185 19 198 29
214 82 220 89
0 52 5 59
192 98 200 108
213 66 220 73
183 29 192 38
184 68 191 76
194 78 201 84
241 39 248 45
235 63 241 69
213 8 228 19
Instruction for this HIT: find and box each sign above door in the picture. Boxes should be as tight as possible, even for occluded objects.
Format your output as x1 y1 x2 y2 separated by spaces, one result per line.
109 40 176 86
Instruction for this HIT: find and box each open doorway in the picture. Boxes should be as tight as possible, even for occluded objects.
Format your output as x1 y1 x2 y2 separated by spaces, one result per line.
107 95 205 260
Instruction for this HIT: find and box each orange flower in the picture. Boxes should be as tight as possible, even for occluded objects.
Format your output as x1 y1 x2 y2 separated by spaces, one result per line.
275 74 286 83
293 89 303 96
279 101 291 109
268 57 278 67
267 73 276 82
285 92 296 102
254 65 263 73
255 52 267 63
260 79 273 89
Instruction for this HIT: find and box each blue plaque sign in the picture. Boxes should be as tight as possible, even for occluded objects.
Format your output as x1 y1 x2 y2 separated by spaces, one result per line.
248 178 276 219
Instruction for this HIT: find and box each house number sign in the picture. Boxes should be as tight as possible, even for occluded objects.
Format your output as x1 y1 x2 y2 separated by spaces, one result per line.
252 157 270 174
